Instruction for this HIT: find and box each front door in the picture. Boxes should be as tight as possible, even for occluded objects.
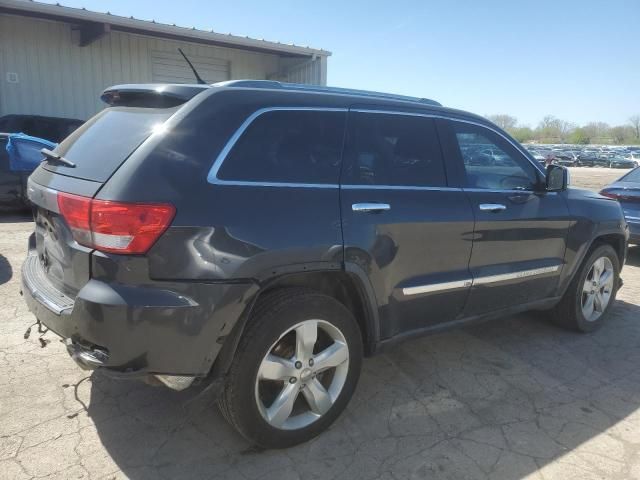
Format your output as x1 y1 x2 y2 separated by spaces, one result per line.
441 120 570 316
340 109 475 339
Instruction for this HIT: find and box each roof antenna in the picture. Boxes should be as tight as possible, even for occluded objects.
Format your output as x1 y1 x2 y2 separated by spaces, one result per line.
178 48 206 85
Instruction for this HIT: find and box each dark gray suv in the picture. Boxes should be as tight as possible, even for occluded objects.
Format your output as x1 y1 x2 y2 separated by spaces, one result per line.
22 81 628 448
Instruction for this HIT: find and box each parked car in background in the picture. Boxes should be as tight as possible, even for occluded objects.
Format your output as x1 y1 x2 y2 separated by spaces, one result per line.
601 167 640 244
578 153 610 167
554 152 578 167
21 81 628 448
609 156 637 169
0 114 83 143
0 133 57 210
625 153 640 167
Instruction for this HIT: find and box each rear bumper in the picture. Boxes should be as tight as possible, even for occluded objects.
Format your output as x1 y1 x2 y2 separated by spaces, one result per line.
21 254 256 379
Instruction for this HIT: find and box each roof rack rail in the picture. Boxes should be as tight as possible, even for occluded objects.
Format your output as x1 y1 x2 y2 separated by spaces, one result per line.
213 80 442 107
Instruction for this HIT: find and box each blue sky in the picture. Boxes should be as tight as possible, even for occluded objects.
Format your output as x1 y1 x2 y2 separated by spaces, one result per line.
41 0 639 127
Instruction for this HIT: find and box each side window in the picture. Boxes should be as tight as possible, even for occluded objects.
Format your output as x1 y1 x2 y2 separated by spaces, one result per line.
217 110 346 184
343 112 447 187
452 122 540 190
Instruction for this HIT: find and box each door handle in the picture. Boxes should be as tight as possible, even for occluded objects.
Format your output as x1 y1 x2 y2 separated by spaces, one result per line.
479 203 507 212
352 202 391 213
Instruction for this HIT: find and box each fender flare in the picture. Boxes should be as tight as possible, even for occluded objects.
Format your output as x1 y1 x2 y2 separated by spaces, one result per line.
209 262 382 378
557 227 627 298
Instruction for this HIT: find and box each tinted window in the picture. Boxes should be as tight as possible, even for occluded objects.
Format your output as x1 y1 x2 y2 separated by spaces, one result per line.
343 112 446 187
452 123 539 190
217 110 346 184
44 108 173 182
622 168 640 182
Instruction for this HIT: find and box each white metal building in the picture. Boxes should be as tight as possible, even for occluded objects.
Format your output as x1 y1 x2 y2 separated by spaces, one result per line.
0 0 330 120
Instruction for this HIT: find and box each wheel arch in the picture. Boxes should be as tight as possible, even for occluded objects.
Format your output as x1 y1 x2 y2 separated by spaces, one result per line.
558 230 627 299
209 266 380 379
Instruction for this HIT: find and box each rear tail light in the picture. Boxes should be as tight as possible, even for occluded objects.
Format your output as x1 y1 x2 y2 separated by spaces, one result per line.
57 193 175 254
600 190 640 202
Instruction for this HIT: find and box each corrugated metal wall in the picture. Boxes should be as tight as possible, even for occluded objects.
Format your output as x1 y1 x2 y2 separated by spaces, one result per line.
276 56 327 86
0 14 296 120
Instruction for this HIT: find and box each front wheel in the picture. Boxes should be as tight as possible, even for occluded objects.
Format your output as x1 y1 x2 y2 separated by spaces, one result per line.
552 244 620 332
218 289 363 448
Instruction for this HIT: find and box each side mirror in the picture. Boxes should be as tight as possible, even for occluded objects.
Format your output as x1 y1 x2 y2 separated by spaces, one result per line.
546 164 569 192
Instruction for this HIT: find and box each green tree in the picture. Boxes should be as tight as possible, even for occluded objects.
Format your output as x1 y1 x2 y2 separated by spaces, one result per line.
610 125 635 144
536 116 575 143
510 126 534 143
568 127 590 144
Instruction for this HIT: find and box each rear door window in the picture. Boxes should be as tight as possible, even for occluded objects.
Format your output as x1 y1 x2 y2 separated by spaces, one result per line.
43 107 173 183
216 109 346 185
342 112 447 187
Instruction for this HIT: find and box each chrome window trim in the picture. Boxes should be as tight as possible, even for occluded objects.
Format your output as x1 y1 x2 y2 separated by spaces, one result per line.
402 265 561 296
463 187 557 196
207 106 545 189
206 106 348 187
342 184 462 192
212 180 339 189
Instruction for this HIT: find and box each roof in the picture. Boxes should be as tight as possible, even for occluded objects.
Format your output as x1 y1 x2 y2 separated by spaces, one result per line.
0 0 330 58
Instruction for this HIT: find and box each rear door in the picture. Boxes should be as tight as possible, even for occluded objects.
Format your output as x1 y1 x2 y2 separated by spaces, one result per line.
440 119 570 315
340 109 475 339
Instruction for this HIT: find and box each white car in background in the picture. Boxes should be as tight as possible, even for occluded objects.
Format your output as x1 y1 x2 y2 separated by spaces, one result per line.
625 153 640 167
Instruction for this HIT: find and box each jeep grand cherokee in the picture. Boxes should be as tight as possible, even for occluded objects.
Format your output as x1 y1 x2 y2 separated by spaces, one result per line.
22 80 628 448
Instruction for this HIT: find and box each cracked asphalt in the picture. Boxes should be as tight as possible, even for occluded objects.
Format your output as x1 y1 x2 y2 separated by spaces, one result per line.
2 167 640 479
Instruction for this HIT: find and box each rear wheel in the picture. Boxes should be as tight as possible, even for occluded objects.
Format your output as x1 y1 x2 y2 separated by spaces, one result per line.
218 289 363 448
552 244 620 332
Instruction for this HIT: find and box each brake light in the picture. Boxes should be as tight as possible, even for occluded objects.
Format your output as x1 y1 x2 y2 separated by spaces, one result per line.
57 193 175 254
600 190 640 202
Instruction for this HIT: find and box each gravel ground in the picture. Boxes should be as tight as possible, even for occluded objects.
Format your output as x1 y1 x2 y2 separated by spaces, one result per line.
1 167 639 480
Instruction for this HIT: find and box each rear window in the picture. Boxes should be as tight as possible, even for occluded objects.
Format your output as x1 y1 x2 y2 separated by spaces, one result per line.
217 110 346 185
43 108 173 182
622 168 640 182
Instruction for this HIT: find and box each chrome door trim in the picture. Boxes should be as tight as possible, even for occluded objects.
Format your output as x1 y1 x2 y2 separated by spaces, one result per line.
473 265 560 286
206 106 348 186
402 265 561 296
402 279 472 296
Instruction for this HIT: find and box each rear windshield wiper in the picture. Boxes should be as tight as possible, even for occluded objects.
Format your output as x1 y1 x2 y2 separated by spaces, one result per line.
41 148 76 168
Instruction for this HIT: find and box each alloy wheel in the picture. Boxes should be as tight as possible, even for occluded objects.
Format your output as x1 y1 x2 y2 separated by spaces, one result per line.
581 256 614 322
255 319 349 430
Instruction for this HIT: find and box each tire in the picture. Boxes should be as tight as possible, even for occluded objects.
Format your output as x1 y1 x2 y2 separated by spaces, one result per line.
552 244 620 332
218 288 363 448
